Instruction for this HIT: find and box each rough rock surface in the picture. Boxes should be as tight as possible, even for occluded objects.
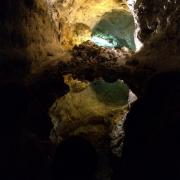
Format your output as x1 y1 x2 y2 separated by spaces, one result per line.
0 0 62 70
135 0 179 42
131 0 180 75
112 1 180 179
117 72 180 180
57 41 148 96
49 76 129 146
92 10 135 50
0 0 134 74
2 0 180 179
49 74 129 180
35 39 150 97
40 0 180 97
46 0 130 50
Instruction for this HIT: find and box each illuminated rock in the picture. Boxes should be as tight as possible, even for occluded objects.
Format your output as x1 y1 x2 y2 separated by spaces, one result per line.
46 0 130 50
92 10 136 50
49 77 129 147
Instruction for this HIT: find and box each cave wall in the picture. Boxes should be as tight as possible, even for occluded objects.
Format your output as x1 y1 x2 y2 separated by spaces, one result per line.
92 10 136 50
23 0 180 96
0 0 132 73
0 0 61 70
135 0 178 42
47 0 130 50
115 1 180 179
1 0 180 179
49 77 129 145
102 0 180 95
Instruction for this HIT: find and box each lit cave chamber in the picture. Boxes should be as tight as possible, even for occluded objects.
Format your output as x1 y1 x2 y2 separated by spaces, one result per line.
1 0 180 180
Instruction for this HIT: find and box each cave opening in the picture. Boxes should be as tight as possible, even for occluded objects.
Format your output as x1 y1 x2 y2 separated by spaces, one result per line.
91 9 136 50
46 1 139 179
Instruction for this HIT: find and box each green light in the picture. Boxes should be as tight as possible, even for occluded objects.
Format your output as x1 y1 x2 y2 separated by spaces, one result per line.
92 10 136 50
91 33 118 48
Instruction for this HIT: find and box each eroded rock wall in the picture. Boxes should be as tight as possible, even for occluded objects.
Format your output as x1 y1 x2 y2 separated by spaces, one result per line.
0 0 61 71
127 0 180 86
50 76 129 146
135 0 178 42
0 0 133 74
114 1 180 179
47 0 130 50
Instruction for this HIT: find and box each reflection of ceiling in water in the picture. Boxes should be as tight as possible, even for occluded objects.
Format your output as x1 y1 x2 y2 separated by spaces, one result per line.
91 10 135 50
50 76 129 144
91 36 118 48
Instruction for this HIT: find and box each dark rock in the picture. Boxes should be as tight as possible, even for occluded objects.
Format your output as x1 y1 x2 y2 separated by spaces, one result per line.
52 136 98 180
117 72 180 180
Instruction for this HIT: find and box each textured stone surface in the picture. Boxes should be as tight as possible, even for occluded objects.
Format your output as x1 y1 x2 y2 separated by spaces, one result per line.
2 0 180 179
135 0 178 42
92 10 135 50
0 0 62 70
0 0 133 74
117 72 180 180
126 0 180 87
49 74 129 180
49 76 129 146
56 41 147 95
46 0 130 50
45 0 180 96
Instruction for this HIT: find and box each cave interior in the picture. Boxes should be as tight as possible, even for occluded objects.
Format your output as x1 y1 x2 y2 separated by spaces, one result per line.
1 0 180 180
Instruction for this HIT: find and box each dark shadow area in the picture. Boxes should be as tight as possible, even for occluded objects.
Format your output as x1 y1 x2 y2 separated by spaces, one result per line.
113 72 180 180
0 1 28 48
51 136 98 180
27 71 69 139
0 76 69 179
0 54 31 81
0 82 48 180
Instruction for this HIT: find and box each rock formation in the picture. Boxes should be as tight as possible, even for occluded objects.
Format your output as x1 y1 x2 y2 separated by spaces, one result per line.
1 0 180 179
46 0 130 50
0 0 62 70
49 75 129 146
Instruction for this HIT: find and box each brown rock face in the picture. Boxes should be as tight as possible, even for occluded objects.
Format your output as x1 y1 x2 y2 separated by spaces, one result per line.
135 0 178 42
2 0 180 179
0 0 133 73
0 0 61 70
47 0 129 50
127 0 180 90
113 1 180 180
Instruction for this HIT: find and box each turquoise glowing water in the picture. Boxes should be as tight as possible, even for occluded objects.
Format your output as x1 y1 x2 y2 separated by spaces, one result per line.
91 33 118 48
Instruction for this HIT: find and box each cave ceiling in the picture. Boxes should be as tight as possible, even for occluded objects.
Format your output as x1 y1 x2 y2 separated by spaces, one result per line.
47 0 131 50
1 0 180 96
91 10 135 50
